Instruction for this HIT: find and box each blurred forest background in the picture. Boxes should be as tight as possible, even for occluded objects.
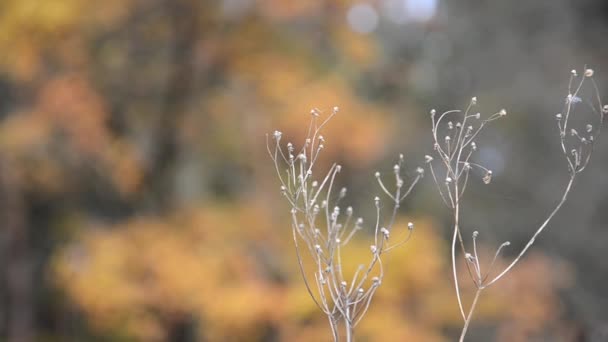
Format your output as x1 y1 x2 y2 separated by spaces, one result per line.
0 0 608 341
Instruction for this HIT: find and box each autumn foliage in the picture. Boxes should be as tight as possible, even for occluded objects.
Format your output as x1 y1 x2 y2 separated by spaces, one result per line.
0 0 585 341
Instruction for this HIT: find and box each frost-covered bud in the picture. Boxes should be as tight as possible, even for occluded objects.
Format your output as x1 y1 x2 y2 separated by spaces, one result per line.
318 135 324 142
340 187 347 198
456 122 462 129
298 154 307 162
430 109 436 116
273 130 282 140
287 142 293 151
335 238 341 244
374 171 381 178
445 177 452 184
571 69 577 76
571 128 578 136
425 155 433 163
448 121 454 130
370 245 378 254
463 162 471 171
474 113 480 119
315 244 322 254
483 170 493 185
318 144 324 150
416 167 425 176
374 196 380 206
310 108 320 116
473 231 479 238
333 106 340 113
372 276 381 286
471 142 477 151
346 206 353 216
585 69 594 77
313 205 320 215
471 97 477 105
341 281 347 288
445 135 451 142
394 164 400 173
556 113 562 120
358 288 364 294
587 124 593 133
503 241 511 247
312 181 318 187
336 165 342 172
280 185 287 195
465 253 474 261
603 105 608 114
499 108 507 116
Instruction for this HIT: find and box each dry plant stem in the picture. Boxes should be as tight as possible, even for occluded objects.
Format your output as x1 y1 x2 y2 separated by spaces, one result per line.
459 288 482 342
428 69 605 341
269 107 422 341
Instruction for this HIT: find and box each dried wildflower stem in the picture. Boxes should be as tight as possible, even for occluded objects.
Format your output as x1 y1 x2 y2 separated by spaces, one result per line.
459 288 481 342
268 107 423 341
427 69 605 341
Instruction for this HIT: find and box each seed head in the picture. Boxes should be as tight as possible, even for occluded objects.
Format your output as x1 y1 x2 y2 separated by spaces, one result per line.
483 170 493 184
425 155 434 163
585 69 594 77
407 222 414 230
380 227 390 239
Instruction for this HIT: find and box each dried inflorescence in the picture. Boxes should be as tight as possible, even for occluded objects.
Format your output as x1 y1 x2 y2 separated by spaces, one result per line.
267 107 422 341
426 68 605 341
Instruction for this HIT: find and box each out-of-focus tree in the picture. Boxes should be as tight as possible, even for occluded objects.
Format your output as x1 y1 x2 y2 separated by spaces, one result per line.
53 202 571 341
0 0 604 340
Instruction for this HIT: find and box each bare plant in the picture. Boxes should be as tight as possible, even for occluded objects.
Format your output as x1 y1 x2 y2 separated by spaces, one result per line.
425 68 606 341
267 107 423 341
